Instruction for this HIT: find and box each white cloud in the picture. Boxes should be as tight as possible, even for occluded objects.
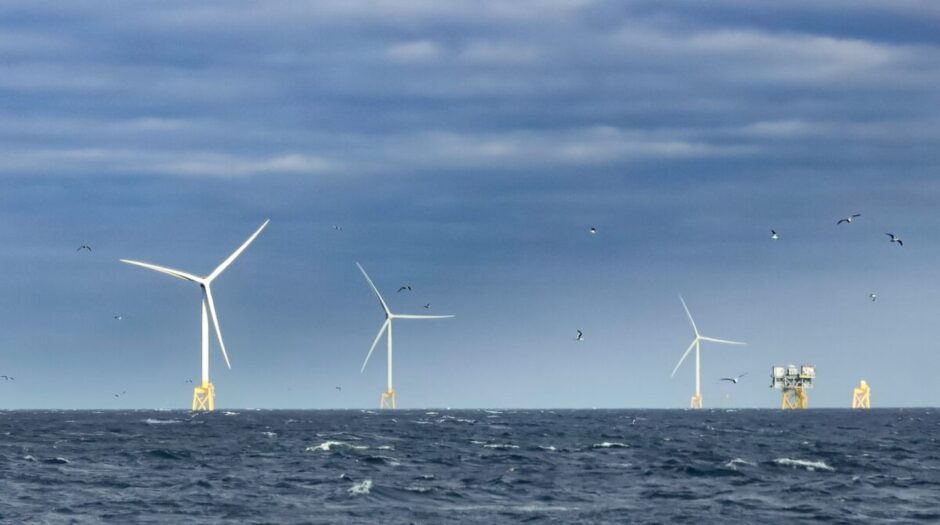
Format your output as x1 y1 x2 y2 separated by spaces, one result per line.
386 40 442 62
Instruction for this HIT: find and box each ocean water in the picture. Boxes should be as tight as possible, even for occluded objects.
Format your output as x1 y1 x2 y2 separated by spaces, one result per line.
1 409 939 524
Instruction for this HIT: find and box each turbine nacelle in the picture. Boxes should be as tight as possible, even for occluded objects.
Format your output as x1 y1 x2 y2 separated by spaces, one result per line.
671 294 745 378
356 262 455 374
120 219 270 371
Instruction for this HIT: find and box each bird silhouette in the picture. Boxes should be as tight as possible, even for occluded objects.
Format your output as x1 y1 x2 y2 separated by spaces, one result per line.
720 373 747 384
837 214 861 225
886 233 903 246
576 330 584 342
771 230 779 240
77 245 92 252
397 285 412 293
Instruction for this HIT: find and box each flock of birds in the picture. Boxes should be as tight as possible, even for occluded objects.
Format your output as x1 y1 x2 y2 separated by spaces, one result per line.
1 214 899 399
573 213 897 386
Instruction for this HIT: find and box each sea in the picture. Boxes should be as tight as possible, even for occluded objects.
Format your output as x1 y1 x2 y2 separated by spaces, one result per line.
0 409 938 524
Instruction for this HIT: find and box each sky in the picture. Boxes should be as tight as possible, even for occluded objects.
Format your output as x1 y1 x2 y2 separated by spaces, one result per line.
1 1 939 409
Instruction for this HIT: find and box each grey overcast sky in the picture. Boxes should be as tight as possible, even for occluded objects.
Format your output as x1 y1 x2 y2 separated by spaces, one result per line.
1 1 939 409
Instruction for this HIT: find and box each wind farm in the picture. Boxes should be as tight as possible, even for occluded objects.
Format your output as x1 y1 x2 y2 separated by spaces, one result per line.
3 1 940 522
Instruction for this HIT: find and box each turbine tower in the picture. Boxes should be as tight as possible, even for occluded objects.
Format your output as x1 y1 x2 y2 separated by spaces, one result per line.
120 220 269 411
356 262 454 409
671 294 745 409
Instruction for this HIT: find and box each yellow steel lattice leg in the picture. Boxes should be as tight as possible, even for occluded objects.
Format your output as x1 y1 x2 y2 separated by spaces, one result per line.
192 382 215 412
380 389 396 410
781 387 808 410
852 380 870 409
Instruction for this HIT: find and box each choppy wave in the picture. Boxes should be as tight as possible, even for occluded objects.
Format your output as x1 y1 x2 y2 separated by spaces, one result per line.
724 458 756 469
348 479 373 495
1 409 936 523
592 442 628 449
306 440 369 452
772 458 835 472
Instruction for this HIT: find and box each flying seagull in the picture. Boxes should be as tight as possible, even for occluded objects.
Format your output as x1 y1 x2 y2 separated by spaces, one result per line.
113 315 124 321
335 386 342 391
770 230 779 240
332 225 343 232
424 303 431 309
576 330 584 342
720 373 747 384
397 285 412 293
77 245 92 252
837 214 861 225
886 233 903 246
589 227 597 235
1 375 13 381
869 293 878 302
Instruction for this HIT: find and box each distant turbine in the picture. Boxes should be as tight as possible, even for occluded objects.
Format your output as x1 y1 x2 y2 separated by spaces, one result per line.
671 295 745 409
356 262 454 409
120 219 269 412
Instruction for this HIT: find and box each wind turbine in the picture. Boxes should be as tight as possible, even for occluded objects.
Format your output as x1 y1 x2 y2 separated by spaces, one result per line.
671 294 745 409
120 220 269 411
356 262 454 409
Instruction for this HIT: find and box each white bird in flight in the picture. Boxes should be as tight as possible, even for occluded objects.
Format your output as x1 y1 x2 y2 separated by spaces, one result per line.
869 293 878 302
720 373 747 384
770 230 779 240
886 233 903 246
575 330 584 342
837 214 861 225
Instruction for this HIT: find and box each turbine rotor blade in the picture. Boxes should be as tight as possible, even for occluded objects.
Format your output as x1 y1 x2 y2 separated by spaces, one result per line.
678 294 699 337
356 262 391 316
671 339 698 378
699 336 746 345
207 219 270 282
203 286 231 369
120 259 201 283
361 319 390 373
393 314 455 320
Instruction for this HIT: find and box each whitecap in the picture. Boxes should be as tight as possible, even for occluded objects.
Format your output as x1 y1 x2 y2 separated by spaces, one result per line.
592 442 628 449
482 443 519 450
725 458 756 469
376 445 395 450
261 431 277 438
773 458 834 472
348 479 372 495
483 410 502 414
539 445 558 451
222 411 239 416
23 455 35 462
306 440 369 452
143 418 181 425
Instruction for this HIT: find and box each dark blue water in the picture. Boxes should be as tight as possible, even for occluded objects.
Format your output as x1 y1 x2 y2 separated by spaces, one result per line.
1 409 938 523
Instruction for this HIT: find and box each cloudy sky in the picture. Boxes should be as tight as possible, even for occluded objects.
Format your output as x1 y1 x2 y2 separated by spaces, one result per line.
1 1 939 409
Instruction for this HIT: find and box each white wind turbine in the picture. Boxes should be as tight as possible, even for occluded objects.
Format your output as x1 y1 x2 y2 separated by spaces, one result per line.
671 294 745 409
356 262 454 409
120 220 269 411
